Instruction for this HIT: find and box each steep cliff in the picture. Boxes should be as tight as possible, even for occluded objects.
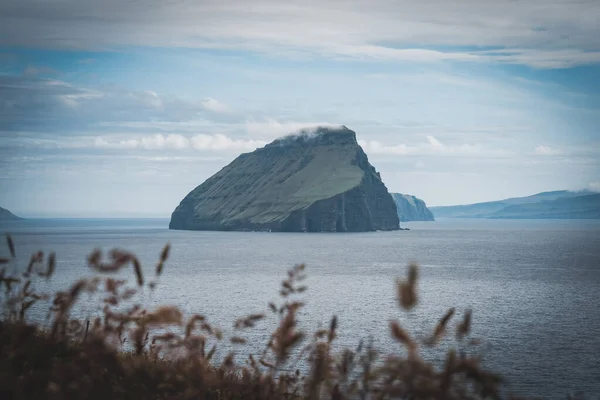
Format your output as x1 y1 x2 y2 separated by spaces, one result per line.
169 126 399 232
391 193 435 222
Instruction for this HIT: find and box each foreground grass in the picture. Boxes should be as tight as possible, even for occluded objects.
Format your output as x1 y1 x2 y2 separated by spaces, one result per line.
0 234 557 399
1 320 284 400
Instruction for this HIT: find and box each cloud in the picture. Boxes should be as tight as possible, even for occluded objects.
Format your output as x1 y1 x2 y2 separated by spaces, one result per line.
358 135 512 158
414 160 425 169
324 45 482 63
268 125 349 147
358 140 409 155
200 97 230 114
534 145 562 155
93 137 139 149
478 48 600 69
22 65 60 77
0 75 362 154
93 133 265 152
135 90 164 109
426 135 443 148
1 0 599 68
191 133 266 151
0 75 240 132
245 119 342 140
589 182 600 192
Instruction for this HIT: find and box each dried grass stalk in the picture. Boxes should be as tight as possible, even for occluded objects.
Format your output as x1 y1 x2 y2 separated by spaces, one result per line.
457 309 472 340
396 263 419 310
6 234 15 258
390 320 418 358
0 243 513 400
133 258 144 286
426 307 456 346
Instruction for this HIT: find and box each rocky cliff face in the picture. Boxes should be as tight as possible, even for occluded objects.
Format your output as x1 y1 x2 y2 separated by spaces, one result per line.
169 126 399 232
390 193 435 222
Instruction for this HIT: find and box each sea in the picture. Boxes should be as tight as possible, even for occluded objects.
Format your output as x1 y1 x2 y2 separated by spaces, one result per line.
0 218 599 399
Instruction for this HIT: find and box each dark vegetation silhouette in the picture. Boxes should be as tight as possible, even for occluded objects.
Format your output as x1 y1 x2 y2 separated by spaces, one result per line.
0 233 575 400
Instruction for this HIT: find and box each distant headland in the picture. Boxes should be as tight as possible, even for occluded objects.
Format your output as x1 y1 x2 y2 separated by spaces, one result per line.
0 207 22 221
430 190 600 219
390 193 435 222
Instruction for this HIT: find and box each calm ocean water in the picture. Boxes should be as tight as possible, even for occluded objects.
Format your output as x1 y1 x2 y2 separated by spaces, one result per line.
1 218 599 399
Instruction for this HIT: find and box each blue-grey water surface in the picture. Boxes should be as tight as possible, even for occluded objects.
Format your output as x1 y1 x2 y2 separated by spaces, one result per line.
1 218 599 399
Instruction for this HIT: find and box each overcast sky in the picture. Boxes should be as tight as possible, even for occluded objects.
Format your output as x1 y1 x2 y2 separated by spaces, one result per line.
1 0 599 217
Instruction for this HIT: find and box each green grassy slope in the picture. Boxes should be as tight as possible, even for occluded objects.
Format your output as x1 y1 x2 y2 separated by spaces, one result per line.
170 127 369 229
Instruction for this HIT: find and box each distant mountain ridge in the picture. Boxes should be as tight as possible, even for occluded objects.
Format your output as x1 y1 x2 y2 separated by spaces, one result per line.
430 190 600 219
391 193 435 221
0 207 22 221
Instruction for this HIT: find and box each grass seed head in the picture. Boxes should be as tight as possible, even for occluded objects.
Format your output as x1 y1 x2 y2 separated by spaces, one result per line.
133 258 144 286
6 234 15 258
160 243 171 263
390 320 418 358
457 309 473 340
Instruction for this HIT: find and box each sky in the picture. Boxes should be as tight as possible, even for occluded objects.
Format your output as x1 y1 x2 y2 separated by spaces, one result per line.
1 0 599 217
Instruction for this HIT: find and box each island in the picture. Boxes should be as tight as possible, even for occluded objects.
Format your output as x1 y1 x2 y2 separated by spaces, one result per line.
391 193 435 222
430 190 600 219
169 126 400 232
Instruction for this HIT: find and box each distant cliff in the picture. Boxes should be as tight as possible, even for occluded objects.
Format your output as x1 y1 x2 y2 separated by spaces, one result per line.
391 193 435 222
0 207 22 221
430 190 600 219
170 126 400 232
